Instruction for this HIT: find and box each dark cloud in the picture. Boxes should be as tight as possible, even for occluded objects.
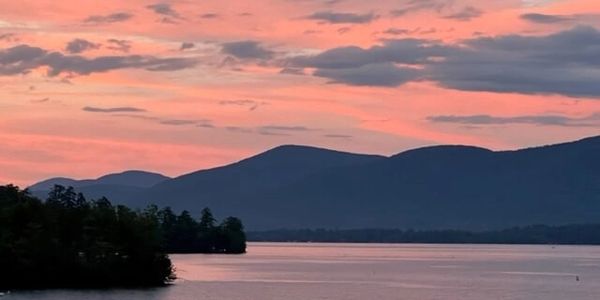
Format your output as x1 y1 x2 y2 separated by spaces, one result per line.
382 27 438 35
303 29 323 35
391 1 482 21
106 39 131 53
260 125 313 132
382 28 412 35
180 42 195 51
279 68 305 75
160 119 198 126
83 106 146 113
200 13 219 19
429 26 600 97
226 126 253 133
0 33 18 42
391 0 449 17
219 99 266 111
443 6 482 21
30 97 49 103
65 39 101 54
314 62 421 87
520 13 573 24
427 113 600 127
221 41 275 60
337 27 351 34
288 39 443 86
112 113 214 128
289 26 600 97
305 11 378 24
324 134 352 139
84 12 133 24
146 3 181 18
0 44 197 76
197 122 215 128
258 125 314 136
290 39 449 69
520 13 600 24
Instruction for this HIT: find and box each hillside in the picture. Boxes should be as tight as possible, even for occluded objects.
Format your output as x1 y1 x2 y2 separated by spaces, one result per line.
29 136 600 230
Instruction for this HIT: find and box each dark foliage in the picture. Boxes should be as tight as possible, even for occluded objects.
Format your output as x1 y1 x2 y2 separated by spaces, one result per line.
159 207 246 254
0 184 174 289
248 225 600 245
0 184 247 290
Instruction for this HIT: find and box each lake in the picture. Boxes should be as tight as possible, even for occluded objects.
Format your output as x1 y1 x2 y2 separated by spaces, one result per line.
5 243 600 299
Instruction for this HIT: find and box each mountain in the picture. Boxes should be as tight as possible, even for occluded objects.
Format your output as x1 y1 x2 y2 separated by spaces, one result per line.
28 136 600 231
29 170 171 200
139 145 385 212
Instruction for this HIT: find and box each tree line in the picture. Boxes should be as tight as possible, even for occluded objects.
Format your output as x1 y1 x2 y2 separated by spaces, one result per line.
248 225 600 245
0 184 246 289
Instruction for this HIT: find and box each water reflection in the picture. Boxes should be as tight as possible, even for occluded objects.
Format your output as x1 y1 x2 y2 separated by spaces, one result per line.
6 243 600 300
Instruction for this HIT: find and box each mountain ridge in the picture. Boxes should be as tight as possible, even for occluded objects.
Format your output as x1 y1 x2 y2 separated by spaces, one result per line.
28 135 600 230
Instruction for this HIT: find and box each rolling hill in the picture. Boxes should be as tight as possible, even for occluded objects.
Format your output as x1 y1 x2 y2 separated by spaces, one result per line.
29 136 600 230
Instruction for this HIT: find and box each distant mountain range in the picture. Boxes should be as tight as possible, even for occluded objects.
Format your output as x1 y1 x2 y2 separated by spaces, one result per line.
29 136 600 231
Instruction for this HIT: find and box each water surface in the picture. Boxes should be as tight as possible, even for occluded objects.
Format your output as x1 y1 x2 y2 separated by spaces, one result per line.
6 243 600 299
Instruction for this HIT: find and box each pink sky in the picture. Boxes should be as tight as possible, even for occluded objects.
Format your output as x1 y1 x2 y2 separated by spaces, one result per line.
0 0 599 186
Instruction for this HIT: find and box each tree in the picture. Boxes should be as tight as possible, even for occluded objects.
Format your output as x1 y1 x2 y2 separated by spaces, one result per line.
0 184 175 289
219 217 247 254
199 207 216 231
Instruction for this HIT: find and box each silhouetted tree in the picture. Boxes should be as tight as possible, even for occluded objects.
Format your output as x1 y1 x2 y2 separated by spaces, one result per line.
219 217 247 254
0 184 174 289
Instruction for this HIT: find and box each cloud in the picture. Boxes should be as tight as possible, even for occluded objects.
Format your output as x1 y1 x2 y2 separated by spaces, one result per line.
382 27 437 36
219 99 266 111
30 97 49 103
160 119 198 126
427 113 600 127
290 39 448 69
226 126 253 133
106 39 131 53
288 39 442 86
224 124 316 135
314 62 421 86
197 123 215 128
520 13 600 24
429 26 600 97
84 12 133 24
443 6 482 21
279 68 305 75
147 2 183 23
83 106 146 113
221 41 274 60
258 125 314 136
180 42 195 51
520 13 573 24
0 44 197 76
289 26 600 97
305 11 378 24
324 134 352 138
260 125 313 132
337 27 351 34
200 13 219 19
112 113 214 128
147 3 181 18
390 1 482 21
391 0 449 17
0 33 18 42
382 28 412 35
65 39 101 54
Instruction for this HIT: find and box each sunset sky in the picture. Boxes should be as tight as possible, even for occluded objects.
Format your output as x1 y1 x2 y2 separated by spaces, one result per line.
1 0 599 186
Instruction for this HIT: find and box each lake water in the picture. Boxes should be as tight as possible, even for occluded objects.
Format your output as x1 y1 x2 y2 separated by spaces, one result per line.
5 243 600 299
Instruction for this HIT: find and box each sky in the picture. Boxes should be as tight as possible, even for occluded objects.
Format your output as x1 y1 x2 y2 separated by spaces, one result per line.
0 0 599 186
